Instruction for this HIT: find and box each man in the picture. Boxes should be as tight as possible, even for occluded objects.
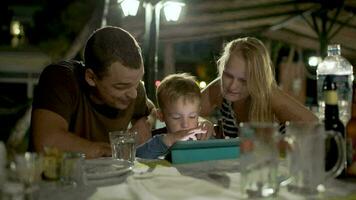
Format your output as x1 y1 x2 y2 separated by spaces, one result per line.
31 26 155 158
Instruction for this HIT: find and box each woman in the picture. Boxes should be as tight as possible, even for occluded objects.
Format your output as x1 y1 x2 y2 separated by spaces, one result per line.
200 37 318 137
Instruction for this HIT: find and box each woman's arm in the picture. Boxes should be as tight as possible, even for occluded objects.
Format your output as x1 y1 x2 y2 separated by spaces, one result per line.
271 87 319 122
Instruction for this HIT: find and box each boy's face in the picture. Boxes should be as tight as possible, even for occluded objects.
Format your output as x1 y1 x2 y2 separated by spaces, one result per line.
158 97 200 134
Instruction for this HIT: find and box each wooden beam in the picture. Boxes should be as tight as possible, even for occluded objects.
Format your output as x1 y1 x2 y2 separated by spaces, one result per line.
122 2 316 29
158 16 286 39
173 9 313 28
262 29 356 59
160 26 268 43
282 18 356 53
187 0 312 13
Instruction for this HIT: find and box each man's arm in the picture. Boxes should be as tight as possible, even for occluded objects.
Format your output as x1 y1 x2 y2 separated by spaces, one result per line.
31 109 111 159
130 99 157 145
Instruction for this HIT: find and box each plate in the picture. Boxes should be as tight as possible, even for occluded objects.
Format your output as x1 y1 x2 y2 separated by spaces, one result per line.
84 157 132 179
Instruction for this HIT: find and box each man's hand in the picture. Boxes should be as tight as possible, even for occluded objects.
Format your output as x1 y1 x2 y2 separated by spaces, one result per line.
86 142 112 159
130 117 152 145
196 118 216 140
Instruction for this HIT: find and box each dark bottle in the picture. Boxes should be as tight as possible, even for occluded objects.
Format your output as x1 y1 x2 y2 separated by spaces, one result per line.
346 81 356 176
323 75 346 174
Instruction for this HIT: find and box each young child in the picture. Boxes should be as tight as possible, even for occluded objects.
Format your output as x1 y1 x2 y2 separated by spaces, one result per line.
136 73 208 159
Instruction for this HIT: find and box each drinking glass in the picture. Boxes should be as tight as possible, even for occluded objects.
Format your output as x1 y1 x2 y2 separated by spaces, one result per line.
109 130 137 166
14 152 43 200
59 152 86 187
239 122 280 198
284 122 345 195
14 152 43 186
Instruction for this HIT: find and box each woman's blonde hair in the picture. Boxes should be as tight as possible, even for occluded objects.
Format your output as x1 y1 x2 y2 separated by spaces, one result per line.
217 37 276 122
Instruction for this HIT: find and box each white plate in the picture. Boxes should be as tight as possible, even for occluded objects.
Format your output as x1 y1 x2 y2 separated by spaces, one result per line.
84 157 132 179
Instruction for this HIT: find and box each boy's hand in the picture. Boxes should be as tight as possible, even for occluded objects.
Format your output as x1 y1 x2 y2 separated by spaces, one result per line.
162 128 207 147
196 120 215 140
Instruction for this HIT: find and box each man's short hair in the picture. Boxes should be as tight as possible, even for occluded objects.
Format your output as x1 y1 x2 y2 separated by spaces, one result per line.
156 73 201 110
84 26 143 79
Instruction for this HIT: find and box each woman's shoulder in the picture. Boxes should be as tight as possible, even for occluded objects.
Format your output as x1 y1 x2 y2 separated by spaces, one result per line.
202 78 221 94
201 78 223 109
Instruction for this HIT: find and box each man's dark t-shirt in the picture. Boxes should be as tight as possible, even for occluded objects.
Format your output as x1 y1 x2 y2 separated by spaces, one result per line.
32 60 150 143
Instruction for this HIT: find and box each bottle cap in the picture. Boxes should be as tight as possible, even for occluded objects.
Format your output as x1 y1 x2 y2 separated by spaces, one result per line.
327 44 341 55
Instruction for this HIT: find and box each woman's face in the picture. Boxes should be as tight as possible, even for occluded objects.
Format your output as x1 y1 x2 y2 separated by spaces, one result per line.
221 54 250 102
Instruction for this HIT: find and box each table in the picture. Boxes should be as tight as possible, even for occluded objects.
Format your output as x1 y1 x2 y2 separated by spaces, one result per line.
38 159 356 200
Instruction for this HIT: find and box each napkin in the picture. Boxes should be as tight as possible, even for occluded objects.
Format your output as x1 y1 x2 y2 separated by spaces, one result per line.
90 165 240 200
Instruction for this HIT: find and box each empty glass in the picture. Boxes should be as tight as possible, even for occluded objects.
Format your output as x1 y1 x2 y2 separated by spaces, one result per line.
13 152 43 200
284 122 345 195
14 152 43 186
60 152 86 187
109 130 137 166
239 122 280 198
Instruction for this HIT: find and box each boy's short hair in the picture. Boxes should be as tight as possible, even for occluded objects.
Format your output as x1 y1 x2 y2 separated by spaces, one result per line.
156 73 201 111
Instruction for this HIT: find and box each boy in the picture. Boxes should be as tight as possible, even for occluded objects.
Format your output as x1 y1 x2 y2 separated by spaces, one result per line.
136 73 208 159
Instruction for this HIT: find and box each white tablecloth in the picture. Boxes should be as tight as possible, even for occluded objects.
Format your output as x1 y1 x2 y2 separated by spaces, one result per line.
39 159 356 200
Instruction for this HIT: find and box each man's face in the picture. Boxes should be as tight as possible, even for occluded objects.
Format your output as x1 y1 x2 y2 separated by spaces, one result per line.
91 62 144 110
159 97 200 133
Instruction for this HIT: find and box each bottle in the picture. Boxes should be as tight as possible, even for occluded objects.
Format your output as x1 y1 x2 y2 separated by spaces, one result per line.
346 81 356 176
323 75 346 175
0 141 6 184
317 44 353 125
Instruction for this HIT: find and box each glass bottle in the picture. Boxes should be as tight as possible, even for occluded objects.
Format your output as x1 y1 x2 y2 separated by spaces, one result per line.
346 81 356 176
0 141 6 184
323 75 346 175
317 44 353 125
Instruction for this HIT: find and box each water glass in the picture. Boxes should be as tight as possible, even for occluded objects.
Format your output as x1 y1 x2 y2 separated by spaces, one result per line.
109 130 136 165
60 152 85 187
284 122 345 195
239 122 280 198
13 152 43 200
14 152 43 186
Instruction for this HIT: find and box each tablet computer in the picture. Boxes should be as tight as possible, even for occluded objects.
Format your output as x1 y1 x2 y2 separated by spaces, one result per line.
170 138 240 164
